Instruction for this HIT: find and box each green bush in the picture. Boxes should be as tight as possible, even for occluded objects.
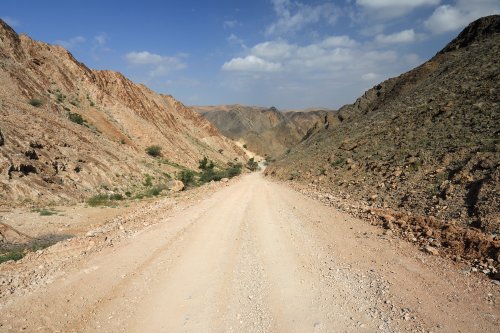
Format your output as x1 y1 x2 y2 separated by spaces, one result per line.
225 163 242 178
68 112 86 125
179 169 195 186
55 90 66 103
143 174 153 187
87 194 111 207
246 157 259 171
0 250 24 264
109 193 124 201
29 99 43 107
198 156 214 170
146 145 162 157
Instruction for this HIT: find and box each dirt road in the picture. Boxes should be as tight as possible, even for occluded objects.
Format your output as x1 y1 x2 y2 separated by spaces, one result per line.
1 173 498 332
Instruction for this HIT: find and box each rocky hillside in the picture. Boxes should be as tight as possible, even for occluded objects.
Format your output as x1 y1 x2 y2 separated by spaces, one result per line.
267 16 499 245
193 105 336 157
0 20 246 206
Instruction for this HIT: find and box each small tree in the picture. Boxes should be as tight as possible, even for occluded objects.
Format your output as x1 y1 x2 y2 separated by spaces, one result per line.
199 156 214 170
146 145 162 157
178 169 195 186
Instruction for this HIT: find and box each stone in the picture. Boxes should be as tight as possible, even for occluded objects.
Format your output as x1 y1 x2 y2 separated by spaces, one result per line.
221 178 229 183
423 246 439 255
167 180 184 192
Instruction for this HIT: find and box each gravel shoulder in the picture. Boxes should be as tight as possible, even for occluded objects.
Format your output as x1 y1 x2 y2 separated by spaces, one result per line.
0 173 498 332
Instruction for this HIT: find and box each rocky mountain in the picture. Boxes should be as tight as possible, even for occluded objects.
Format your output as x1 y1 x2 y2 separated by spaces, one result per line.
193 105 337 157
0 19 246 206
267 16 499 240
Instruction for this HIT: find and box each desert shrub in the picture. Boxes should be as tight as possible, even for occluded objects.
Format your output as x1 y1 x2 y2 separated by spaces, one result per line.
331 158 345 167
198 156 214 170
0 250 24 264
243 144 247 149
225 163 242 178
55 90 66 103
69 97 80 107
178 169 195 186
147 186 161 197
246 157 259 171
29 99 43 107
143 174 153 187
68 112 86 125
87 194 111 207
109 193 124 201
146 145 162 157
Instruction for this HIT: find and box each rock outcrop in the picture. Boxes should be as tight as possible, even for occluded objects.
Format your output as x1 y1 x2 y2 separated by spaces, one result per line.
0 19 245 206
267 16 500 237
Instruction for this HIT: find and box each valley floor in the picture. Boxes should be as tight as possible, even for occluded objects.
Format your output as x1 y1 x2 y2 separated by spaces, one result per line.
0 173 498 332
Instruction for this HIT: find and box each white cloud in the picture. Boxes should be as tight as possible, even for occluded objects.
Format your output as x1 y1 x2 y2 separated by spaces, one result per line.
125 51 186 77
321 35 358 48
222 55 282 72
223 20 239 28
424 1 499 34
266 0 340 35
94 33 107 45
375 29 416 44
361 72 378 81
356 0 441 18
1 16 20 27
227 34 247 49
54 36 86 49
251 41 296 60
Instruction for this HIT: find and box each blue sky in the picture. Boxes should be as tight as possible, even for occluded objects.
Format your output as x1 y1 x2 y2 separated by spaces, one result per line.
2 0 499 109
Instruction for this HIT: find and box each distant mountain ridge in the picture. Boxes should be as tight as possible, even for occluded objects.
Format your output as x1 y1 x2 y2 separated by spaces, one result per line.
192 105 337 157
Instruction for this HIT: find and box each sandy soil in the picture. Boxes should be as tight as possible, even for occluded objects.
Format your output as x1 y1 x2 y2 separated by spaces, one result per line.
0 173 498 332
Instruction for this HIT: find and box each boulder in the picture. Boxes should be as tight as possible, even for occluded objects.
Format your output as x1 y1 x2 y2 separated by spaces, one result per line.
167 180 184 192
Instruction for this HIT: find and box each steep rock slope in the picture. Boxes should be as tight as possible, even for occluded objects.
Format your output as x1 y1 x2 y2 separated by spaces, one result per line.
0 20 245 205
267 16 499 238
193 105 336 157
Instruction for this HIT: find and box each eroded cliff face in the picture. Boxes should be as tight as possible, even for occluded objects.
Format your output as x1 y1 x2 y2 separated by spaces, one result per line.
0 19 245 205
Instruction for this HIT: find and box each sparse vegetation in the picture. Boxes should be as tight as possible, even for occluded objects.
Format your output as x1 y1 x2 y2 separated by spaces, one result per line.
69 97 80 107
55 90 66 103
146 145 162 157
87 194 112 207
33 208 59 216
179 169 195 187
246 157 259 171
143 174 153 187
29 98 43 107
331 158 345 167
67 111 86 125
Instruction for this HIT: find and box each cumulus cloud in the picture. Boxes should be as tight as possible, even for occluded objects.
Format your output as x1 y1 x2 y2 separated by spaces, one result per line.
266 0 340 35
321 35 358 48
221 36 400 76
125 51 186 77
222 55 282 72
356 0 441 18
424 0 499 34
375 29 416 44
